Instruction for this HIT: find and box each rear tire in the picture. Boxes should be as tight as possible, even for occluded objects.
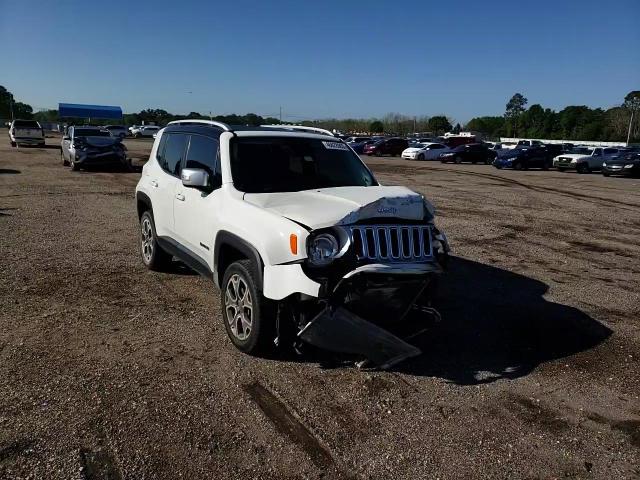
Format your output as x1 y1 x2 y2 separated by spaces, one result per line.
557 167 566 172
221 259 276 355
139 210 172 271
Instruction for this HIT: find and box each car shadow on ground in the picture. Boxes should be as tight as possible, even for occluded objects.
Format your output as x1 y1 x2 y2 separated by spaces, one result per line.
397 256 612 385
0 169 21 174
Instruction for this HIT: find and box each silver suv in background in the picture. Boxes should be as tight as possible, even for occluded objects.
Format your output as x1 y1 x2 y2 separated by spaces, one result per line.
61 126 129 171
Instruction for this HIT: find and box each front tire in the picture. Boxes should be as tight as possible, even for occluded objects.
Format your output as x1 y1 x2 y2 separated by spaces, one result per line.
139 211 172 271
417 154 424 161
454 156 462 164
70 154 80 171
10 141 16 147
221 260 276 355
576 163 590 174
61 150 69 166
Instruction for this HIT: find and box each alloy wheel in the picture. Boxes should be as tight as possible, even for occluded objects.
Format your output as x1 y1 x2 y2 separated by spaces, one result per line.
141 217 154 263
224 274 253 341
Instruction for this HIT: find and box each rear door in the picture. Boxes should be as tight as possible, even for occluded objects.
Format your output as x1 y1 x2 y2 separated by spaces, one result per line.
425 143 446 159
173 134 222 264
590 148 604 168
527 148 544 167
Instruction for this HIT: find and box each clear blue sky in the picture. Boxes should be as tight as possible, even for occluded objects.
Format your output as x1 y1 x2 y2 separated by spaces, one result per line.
1 0 638 123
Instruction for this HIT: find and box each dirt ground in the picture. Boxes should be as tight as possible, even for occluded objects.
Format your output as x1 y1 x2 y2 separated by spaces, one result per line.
1 136 639 480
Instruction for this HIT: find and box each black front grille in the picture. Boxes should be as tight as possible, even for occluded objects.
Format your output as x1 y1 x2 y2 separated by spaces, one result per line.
349 225 432 262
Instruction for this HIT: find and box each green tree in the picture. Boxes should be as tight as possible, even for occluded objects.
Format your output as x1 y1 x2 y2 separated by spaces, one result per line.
369 120 383 133
0 85 34 120
427 116 452 135
623 91 640 142
465 116 506 139
623 91 640 111
505 93 528 136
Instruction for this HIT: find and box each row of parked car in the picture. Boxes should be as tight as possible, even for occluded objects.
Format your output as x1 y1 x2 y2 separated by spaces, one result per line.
344 135 639 177
102 125 160 138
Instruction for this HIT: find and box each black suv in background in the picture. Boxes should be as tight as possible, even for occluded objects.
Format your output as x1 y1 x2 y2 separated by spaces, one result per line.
439 143 497 164
493 146 550 170
494 144 565 170
363 137 409 156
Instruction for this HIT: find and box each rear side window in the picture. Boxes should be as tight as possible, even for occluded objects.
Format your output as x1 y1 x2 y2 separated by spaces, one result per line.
185 134 220 180
161 133 188 176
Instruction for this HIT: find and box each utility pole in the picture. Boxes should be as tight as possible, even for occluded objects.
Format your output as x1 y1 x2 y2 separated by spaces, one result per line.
9 93 14 120
279 106 282 123
209 111 212 121
627 110 635 146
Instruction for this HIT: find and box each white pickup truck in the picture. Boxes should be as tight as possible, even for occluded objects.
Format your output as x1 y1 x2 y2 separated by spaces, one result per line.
553 146 621 173
9 119 45 147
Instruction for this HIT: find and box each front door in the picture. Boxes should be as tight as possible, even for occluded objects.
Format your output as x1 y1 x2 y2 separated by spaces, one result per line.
152 132 189 238
173 134 222 267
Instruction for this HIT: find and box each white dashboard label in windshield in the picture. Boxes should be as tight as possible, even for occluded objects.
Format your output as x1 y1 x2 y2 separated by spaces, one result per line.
322 141 349 151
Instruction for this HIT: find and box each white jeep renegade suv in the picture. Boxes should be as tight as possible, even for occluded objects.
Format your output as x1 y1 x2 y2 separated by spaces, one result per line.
136 120 449 368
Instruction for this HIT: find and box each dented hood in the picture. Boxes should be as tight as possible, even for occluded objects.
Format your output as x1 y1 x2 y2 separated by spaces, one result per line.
243 186 426 229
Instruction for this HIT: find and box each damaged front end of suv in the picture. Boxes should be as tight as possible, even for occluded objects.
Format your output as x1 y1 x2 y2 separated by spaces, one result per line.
280 194 449 369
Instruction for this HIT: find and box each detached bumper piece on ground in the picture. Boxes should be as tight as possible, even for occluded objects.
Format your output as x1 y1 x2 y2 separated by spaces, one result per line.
297 263 443 370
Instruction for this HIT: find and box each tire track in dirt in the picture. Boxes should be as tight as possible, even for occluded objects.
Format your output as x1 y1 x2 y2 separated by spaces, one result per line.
244 381 355 478
371 163 640 210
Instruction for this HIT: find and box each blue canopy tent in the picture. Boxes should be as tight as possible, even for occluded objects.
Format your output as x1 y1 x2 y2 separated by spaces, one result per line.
58 103 123 121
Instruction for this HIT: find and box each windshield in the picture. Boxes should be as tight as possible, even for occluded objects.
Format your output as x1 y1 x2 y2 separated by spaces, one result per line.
74 129 111 137
231 137 377 193
569 147 593 155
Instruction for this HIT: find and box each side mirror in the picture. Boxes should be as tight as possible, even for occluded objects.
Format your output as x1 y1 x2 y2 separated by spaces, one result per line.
181 168 209 190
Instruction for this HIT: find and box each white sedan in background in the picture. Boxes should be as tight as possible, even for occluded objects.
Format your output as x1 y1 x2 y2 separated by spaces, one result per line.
131 126 160 138
401 142 450 160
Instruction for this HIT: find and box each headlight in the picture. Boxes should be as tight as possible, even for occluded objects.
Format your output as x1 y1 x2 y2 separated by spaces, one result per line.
570 159 577 163
602 162 607 167
624 164 634 168
307 233 339 266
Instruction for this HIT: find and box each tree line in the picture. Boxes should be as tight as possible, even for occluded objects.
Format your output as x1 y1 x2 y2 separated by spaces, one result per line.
467 92 639 142
2 84 637 142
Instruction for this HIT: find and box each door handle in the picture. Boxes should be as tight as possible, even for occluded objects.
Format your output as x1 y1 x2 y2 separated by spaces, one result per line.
175 193 185 201
150 180 158 188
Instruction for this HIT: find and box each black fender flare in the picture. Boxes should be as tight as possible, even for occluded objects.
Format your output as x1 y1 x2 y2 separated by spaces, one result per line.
214 231 264 290
136 191 152 219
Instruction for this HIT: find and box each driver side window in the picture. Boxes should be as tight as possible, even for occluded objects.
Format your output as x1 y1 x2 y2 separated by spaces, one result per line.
185 134 221 187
